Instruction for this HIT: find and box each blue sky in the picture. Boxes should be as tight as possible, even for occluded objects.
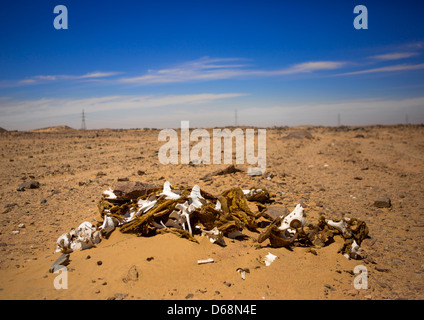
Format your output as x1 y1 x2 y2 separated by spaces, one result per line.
1 0 424 130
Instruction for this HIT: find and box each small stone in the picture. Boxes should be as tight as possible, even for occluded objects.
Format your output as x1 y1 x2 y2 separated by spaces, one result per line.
114 293 128 300
373 196 391 208
185 293 194 299
324 284 336 291
97 260 103 266
17 180 40 191
375 265 390 272
346 289 359 296
18 223 25 228
126 265 139 281
11 230 20 235
40 198 47 204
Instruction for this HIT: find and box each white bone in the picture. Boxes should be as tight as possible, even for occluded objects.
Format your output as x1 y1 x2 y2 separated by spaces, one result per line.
201 227 225 245
56 221 100 253
160 181 181 200
263 252 277 266
99 215 116 235
278 203 305 231
137 196 157 215
237 268 250 280
326 218 352 238
215 200 222 211
243 188 263 197
197 258 214 264
175 202 192 235
103 188 117 200
189 185 204 209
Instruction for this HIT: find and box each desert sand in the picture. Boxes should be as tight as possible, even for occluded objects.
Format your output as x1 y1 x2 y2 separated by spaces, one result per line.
0 125 423 300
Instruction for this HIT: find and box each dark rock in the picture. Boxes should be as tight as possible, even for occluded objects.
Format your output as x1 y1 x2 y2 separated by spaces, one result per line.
17 180 40 191
112 181 156 200
97 260 103 266
374 197 391 208
375 265 390 272
185 293 194 299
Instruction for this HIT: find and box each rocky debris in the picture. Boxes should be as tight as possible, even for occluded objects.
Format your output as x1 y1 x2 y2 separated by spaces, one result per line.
282 130 313 140
125 265 139 282
373 196 391 208
17 180 40 191
108 293 128 300
200 164 242 180
110 181 157 200
49 253 70 273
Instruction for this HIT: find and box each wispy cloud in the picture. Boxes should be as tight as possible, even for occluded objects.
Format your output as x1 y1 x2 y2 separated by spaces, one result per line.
0 92 246 124
337 63 424 76
119 57 347 84
369 52 420 61
0 71 121 87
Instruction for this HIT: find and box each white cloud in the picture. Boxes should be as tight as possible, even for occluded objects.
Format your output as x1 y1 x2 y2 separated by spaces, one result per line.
0 71 122 87
369 52 420 61
337 63 424 76
119 57 346 84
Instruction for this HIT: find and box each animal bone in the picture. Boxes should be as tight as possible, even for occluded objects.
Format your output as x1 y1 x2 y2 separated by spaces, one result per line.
236 268 250 280
189 185 204 208
137 195 157 215
175 201 193 235
160 181 181 200
350 240 365 260
326 218 352 238
103 188 117 200
278 203 305 231
197 258 214 265
56 221 100 253
262 252 277 266
99 215 116 235
201 227 226 246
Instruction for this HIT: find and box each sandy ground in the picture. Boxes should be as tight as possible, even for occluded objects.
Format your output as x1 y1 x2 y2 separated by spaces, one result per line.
0 125 423 300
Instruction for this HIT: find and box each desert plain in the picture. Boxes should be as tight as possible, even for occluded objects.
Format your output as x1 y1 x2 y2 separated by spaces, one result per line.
0 124 423 300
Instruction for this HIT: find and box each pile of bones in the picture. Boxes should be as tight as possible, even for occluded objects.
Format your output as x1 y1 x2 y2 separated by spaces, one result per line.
55 181 369 260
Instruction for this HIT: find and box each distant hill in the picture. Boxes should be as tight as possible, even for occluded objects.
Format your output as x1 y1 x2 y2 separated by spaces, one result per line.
0 127 7 133
31 125 76 133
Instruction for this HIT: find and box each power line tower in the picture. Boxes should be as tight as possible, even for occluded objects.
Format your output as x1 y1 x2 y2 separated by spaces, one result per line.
81 109 87 130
